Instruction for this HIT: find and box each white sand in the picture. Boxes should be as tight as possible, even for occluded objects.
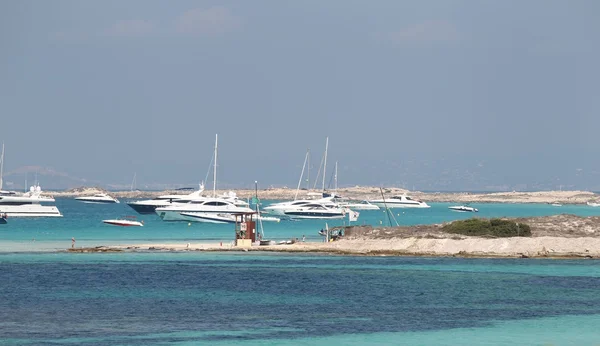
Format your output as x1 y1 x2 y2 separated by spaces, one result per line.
99 236 600 258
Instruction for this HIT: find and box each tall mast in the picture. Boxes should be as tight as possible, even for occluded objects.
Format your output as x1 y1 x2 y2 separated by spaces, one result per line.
0 142 4 191
306 149 310 191
213 134 218 197
334 161 338 194
294 149 309 200
130 172 136 191
321 137 328 192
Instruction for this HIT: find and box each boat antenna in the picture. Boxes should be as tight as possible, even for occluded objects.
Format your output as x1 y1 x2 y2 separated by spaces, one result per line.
379 187 399 227
294 149 309 200
213 134 218 198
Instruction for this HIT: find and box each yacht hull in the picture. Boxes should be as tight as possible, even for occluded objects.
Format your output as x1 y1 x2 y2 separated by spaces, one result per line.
370 202 430 208
0 205 62 217
283 211 345 219
127 203 166 214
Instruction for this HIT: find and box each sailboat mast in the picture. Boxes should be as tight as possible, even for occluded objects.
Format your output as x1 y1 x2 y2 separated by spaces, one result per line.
306 149 310 191
130 172 136 191
0 142 4 191
334 161 338 195
213 134 218 197
321 137 328 192
294 149 309 200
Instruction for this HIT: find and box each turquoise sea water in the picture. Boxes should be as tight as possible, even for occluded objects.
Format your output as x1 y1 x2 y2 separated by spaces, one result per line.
2 199 600 345
2 198 600 251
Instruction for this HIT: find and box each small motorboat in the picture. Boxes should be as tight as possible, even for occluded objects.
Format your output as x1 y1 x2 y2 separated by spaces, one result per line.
103 216 143 227
0 212 7 224
587 201 600 207
448 205 478 212
551 203 562 207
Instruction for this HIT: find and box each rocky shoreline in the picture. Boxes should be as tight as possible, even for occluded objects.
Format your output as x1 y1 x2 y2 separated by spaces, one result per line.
48 186 600 205
68 214 600 259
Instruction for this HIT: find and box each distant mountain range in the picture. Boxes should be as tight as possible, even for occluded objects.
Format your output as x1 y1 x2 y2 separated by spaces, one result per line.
3 165 600 192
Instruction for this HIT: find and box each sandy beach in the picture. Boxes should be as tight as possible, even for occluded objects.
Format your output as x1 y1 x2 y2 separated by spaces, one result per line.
49 186 600 205
71 214 600 259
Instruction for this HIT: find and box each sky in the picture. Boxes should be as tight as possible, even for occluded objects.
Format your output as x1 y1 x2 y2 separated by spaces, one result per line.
1 0 599 191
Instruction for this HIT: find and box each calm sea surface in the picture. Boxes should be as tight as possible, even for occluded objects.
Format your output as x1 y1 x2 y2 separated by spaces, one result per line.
1 199 600 345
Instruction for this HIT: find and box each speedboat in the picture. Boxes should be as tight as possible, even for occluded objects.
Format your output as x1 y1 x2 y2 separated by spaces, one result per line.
587 201 600 207
155 198 254 222
551 203 562 207
339 200 380 210
103 216 143 227
0 184 62 217
75 193 120 204
369 195 430 208
283 203 347 219
448 205 478 212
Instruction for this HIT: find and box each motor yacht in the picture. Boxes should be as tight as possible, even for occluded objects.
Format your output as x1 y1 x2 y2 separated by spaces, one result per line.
155 198 254 222
369 195 430 208
127 185 206 214
75 193 120 204
283 203 347 219
448 205 478 212
0 184 62 217
264 197 336 215
339 200 380 210
179 212 280 224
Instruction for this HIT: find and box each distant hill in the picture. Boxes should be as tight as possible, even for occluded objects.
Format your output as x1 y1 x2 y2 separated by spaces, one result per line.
3 166 97 190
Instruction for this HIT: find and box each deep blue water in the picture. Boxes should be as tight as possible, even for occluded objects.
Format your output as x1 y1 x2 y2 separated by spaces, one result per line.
2 253 600 345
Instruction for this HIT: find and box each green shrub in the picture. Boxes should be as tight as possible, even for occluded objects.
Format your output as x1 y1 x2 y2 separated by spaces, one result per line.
442 218 531 237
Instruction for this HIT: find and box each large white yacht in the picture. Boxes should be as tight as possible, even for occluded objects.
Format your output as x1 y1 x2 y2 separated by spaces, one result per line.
264 196 336 215
339 200 380 210
0 184 62 217
127 186 206 214
283 203 347 219
155 198 254 222
369 195 430 208
75 193 120 204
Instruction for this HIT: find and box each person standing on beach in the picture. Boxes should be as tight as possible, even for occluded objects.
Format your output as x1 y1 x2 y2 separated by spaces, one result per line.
71 237 75 248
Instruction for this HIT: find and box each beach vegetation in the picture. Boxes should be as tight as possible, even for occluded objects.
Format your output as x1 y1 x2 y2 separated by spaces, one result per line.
442 218 531 237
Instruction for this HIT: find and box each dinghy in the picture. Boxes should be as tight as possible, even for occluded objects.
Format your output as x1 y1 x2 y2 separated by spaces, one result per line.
103 216 143 227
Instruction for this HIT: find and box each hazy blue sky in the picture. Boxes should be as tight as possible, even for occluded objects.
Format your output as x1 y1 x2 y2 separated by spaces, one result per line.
1 1 599 190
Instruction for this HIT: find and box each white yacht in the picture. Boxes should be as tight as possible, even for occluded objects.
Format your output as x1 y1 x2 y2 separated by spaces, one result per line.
448 205 478 212
283 203 347 219
127 185 206 214
587 201 600 207
339 200 380 210
155 198 254 222
75 193 120 204
369 195 430 208
0 184 62 217
264 197 337 215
